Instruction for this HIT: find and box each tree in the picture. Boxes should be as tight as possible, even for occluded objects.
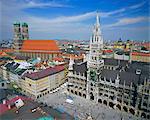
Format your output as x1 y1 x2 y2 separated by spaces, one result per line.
141 46 147 51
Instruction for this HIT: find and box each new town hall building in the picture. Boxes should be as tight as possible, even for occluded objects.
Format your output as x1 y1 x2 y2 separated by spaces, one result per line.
67 13 150 119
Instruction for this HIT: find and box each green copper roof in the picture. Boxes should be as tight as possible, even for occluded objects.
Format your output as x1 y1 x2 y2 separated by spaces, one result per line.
13 22 28 27
14 22 20 25
37 116 54 120
22 22 28 27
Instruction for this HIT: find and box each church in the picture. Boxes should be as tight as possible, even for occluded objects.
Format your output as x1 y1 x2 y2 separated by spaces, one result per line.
13 22 61 61
67 13 150 119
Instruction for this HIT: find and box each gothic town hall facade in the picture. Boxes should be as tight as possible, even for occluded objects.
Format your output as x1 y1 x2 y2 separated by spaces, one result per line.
67 13 150 119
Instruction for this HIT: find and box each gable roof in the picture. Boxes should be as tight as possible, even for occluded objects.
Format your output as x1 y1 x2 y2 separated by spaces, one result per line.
132 52 150 57
24 65 64 80
21 40 60 51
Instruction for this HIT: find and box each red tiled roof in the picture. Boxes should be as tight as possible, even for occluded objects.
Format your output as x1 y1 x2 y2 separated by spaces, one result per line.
0 52 14 59
142 43 150 46
103 50 113 53
132 52 150 57
21 40 60 51
24 65 64 80
0 96 32 115
0 52 9 56
53 57 64 62
21 51 61 54
0 49 14 52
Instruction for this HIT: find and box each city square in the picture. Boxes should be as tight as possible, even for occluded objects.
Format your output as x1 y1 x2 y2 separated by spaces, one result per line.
37 84 144 120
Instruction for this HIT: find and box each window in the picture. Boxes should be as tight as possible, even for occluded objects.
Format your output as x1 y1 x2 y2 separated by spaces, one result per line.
104 94 108 97
79 87 82 89
1 83 4 87
144 96 148 100
99 93 102 96
146 89 149 94
143 102 147 107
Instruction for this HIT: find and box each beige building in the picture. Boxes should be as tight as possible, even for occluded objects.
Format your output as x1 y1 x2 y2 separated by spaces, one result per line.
22 65 66 99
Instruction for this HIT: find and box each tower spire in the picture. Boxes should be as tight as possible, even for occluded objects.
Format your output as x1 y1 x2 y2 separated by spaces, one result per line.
96 11 100 26
88 11 104 67
87 11 104 100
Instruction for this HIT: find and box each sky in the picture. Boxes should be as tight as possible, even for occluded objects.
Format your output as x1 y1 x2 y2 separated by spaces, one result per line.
0 0 149 41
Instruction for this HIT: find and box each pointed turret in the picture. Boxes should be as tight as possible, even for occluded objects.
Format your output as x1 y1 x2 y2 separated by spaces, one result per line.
115 74 120 87
87 11 104 82
89 11 104 66
96 12 100 26
68 57 74 71
92 12 102 38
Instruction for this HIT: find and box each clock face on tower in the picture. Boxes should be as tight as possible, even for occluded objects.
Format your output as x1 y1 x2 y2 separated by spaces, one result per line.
90 70 97 81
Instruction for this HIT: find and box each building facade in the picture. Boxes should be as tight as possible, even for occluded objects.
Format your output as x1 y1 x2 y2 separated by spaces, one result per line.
131 52 150 63
67 13 150 119
67 58 87 98
0 78 7 89
22 66 66 99
1 60 67 99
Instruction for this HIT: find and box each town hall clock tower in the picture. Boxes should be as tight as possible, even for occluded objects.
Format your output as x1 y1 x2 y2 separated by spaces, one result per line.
87 12 104 101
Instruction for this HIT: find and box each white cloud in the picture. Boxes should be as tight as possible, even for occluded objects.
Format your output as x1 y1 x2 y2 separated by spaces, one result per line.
101 1 146 17
24 0 72 8
129 1 146 9
26 11 96 24
105 17 148 27
25 12 94 39
101 8 126 17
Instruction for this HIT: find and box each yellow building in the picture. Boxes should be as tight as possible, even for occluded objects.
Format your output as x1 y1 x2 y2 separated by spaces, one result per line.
113 40 131 50
114 40 124 49
22 65 66 99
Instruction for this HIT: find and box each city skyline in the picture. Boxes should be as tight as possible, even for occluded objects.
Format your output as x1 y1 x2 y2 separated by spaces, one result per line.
1 0 149 41
0 2 150 119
